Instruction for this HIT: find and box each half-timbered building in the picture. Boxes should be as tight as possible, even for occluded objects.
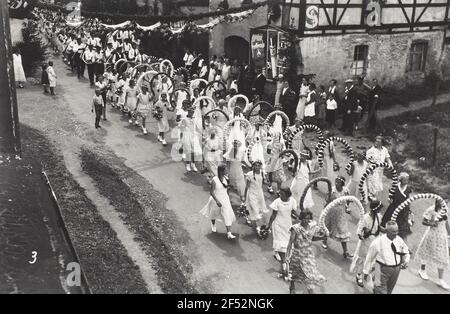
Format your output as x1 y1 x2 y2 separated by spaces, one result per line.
203 0 449 89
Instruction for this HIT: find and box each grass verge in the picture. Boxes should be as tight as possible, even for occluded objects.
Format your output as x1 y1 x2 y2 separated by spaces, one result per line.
80 148 198 294
20 125 148 293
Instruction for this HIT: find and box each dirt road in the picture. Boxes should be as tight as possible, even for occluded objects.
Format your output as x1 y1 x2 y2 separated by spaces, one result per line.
16 57 449 294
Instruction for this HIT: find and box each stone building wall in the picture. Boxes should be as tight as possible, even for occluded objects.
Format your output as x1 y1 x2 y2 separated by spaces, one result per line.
208 0 268 58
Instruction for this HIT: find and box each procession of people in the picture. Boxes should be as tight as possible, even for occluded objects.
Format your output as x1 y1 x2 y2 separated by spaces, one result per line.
36 7 449 295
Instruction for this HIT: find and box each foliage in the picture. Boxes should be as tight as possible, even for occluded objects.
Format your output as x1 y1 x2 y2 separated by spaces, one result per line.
16 20 47 77
381 101 450 185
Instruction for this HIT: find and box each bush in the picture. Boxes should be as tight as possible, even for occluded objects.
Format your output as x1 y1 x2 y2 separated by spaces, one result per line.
16 20 47 77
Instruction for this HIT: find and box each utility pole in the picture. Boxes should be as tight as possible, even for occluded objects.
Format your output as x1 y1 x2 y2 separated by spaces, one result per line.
0 2 21 156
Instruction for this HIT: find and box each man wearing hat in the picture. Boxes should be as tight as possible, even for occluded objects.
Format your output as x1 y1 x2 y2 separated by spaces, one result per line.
351 199 384 287
83 43 96 86
279 80 297 125
340 78 359 136
252 67 266 99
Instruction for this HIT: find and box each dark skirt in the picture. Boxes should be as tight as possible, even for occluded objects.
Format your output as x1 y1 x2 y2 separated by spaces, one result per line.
41 70 49 85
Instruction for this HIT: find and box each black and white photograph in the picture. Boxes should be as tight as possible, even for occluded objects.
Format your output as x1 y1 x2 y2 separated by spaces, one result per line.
1 0 450 300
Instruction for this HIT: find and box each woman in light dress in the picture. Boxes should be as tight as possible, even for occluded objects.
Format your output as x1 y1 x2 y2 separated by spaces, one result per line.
416 200 450 290
223 120 247 200
125 79 140 125
350 200 384 288
13 47 26 88
347 152 369 204
296 78 310 121
286 210 327 294
200 164 237 240
180 107 203 172
322 131 337 183
366 136 393 199
153 93 171 146
243 161 268 234
203 125 223 179
322 176 353 259
290 151 315 211
116 73 129 111
267 187 298 276
135 85 152 135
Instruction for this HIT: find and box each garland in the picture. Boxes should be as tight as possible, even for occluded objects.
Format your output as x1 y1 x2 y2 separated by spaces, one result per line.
36 1 268 23
317 136 355 173
264 110 290 131
318 195 365 236
390 193 448 222
285 124 324 151
299 177 332 212
358 162 398 202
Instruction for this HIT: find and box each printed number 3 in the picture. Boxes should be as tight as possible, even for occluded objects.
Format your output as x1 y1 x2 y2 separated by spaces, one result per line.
29 251 37 264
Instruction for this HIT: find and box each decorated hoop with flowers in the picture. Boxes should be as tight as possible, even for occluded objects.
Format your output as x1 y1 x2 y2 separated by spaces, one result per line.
390 193 448 223
285 124 324 151
193 95 216 112
203 109 230 129
131 63 153 80
228 94 250 114
174 67 191 84
136 70 158 93
245 101 275 126
317 136 355 172
300 177 333 212
222 117 252 152
159 59 174 77
264 111 290 131
170 88 191 110
358 162 398 202
189 78 208 96
148 62 161 72
319 195 366 236
204 80 227 102
114 58 135 74
149 72 175 97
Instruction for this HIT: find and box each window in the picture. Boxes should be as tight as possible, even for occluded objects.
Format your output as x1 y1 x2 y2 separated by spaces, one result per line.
408 41 428 72
352 45 369 76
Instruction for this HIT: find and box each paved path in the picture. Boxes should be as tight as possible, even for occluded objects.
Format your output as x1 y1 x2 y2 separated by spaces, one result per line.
17 57 450 294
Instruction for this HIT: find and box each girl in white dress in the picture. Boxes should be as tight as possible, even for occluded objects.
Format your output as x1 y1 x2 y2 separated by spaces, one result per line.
153 93 172 146
200 164 237 240
322 132 337 183
366 136 393 199
180 108 203 172
135 86 152 135
267 187 298 276
244 161 268 234
347 152 369 204
116 73 129 111
125 79 140 125
416 200 450 290
203 125 223 179
291 151 315 211
13 47 26 88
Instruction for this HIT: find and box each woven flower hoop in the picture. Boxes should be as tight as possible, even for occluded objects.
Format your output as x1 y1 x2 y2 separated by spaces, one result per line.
300 177 332 212
358 162 398 202
390 193 448 222
286 124 324 150
317 136 355 173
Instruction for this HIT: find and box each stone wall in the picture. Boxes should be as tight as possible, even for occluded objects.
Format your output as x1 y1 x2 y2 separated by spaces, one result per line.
209 0 267 58
300 30 449 89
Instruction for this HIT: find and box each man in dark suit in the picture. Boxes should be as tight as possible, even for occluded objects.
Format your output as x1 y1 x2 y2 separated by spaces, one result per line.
279 80 297 125
252 68 266 98
340 79 359 136
238 62 255 99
